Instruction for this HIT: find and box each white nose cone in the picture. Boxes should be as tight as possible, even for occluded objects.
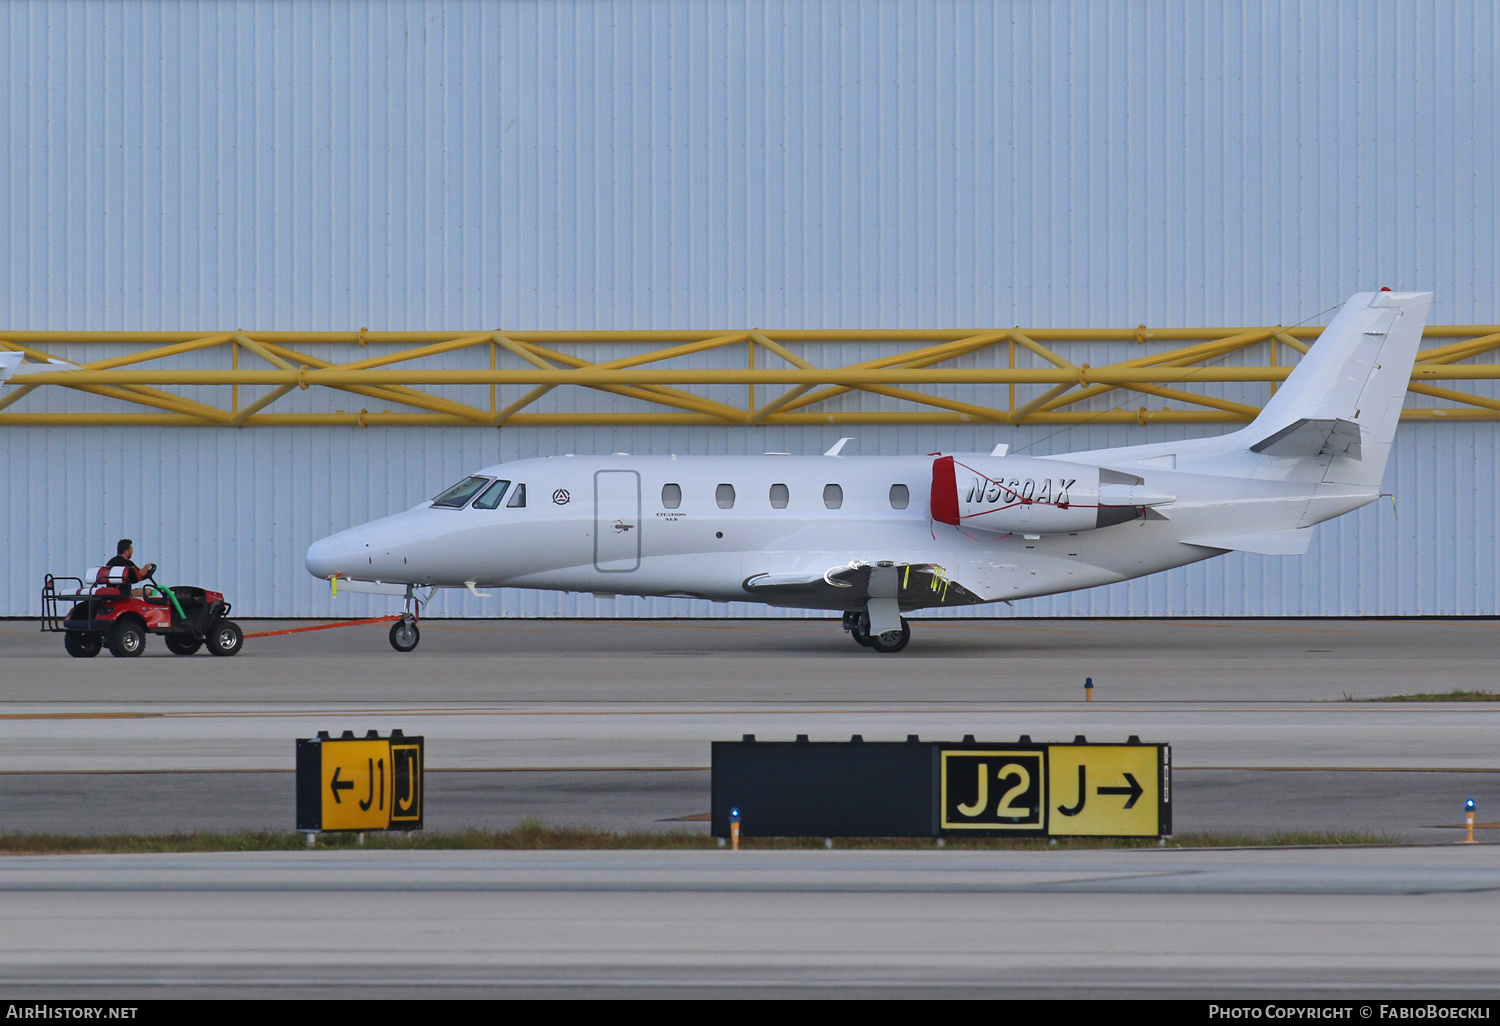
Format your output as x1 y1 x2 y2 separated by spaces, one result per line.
304 536 337 579
305 532 362 580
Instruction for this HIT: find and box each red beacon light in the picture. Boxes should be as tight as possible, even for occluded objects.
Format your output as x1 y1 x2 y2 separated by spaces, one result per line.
1381 286 1392 291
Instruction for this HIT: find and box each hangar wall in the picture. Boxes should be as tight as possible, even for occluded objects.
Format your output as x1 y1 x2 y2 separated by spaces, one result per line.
4 0 1498 618
6 421 1496 619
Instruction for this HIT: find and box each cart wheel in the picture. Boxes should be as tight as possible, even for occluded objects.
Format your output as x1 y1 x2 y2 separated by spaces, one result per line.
206 620 244 657
107 619 146 658
64 632 102 658
165 635 202 656
389 620 420 653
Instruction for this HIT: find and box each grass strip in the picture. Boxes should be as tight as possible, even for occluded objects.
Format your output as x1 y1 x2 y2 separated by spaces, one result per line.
0 819 1401 855
1365 689 1500 702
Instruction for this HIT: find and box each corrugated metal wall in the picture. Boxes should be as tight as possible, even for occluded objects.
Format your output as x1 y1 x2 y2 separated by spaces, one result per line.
4 0 1498 617
7 422 1499 618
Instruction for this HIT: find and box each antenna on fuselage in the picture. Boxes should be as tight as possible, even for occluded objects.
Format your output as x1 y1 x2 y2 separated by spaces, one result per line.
824 437 854 457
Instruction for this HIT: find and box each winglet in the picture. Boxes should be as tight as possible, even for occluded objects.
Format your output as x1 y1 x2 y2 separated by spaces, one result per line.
824 437 854 457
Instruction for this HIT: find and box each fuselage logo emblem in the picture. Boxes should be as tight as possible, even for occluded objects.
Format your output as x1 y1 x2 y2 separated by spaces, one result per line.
552 489 571 505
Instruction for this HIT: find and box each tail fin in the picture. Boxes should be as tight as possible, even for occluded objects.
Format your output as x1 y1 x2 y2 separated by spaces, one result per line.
1244 291 1431 487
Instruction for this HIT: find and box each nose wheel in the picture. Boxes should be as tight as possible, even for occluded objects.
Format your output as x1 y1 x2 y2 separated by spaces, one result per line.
389 617 420 652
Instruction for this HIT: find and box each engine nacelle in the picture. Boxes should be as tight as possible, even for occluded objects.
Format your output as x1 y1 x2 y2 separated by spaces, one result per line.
930 455 1173 535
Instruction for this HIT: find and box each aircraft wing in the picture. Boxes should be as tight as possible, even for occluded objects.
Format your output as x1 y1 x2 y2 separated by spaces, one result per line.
743 561 984 609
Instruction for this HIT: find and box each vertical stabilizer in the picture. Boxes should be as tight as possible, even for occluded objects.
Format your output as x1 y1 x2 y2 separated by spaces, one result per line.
1245 291 1431 486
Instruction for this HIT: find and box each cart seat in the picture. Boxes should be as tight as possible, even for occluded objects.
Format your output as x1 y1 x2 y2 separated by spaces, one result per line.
87 566 134 597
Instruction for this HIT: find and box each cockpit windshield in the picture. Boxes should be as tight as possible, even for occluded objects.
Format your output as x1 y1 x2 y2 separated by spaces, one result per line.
431 475 491 509
471 479 511 510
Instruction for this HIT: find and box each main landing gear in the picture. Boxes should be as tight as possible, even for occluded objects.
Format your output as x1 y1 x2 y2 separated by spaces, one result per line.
389 584 422 653
842 610 911 653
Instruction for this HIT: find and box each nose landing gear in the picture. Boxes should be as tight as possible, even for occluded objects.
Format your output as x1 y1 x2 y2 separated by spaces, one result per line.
389 585 423 653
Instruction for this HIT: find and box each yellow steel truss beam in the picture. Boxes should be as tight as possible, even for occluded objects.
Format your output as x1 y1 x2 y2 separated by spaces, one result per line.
2 325 1500 427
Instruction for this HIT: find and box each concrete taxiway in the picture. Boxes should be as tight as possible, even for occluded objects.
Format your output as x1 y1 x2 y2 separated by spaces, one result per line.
7 615 1500 703
2 847 1499 999
2 617 1498 997
3 617 1498 839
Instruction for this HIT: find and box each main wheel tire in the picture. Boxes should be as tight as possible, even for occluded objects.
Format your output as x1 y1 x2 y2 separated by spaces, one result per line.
165 635 202 656
843 611 873 647
64 632 102 658
206 620 244 657
847 612 874 647
107 619 147 658
389 620 420 652
869 617 911 653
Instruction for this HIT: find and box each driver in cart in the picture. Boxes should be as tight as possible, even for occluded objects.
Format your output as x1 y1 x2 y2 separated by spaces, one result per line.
105 539 156 598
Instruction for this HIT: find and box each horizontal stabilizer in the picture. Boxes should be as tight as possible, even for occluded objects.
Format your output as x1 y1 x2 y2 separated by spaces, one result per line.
0 352 22 384
1181 528 1315 556
1250 418 1363 460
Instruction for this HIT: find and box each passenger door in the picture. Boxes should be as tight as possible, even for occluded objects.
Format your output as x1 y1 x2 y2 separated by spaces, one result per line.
593 470 641 572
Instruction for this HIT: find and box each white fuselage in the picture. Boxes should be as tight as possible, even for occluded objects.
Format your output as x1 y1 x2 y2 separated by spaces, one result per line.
303 448 1376 610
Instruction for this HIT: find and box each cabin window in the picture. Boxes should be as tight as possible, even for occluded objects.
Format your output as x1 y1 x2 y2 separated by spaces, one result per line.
431 475 490 509
823 484 843 509
661 483 682 509
769 483 789 509
716 483 736 509
507 483 527 508
889 484 910 509
472 479 511 510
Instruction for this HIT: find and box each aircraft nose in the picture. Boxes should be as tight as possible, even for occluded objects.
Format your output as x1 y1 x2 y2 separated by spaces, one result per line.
305 533 355 579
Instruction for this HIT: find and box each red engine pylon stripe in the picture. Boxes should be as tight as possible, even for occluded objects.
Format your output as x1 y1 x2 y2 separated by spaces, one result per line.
930 455 959 525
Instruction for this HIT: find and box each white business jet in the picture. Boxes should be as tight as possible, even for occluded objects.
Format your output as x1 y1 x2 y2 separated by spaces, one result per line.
306 291 1431 653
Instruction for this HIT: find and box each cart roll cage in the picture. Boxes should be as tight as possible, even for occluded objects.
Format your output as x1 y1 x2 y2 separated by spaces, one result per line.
40 574 89 632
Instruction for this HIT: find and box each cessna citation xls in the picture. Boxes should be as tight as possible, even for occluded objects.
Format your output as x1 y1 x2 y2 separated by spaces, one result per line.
307 291 1431 653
